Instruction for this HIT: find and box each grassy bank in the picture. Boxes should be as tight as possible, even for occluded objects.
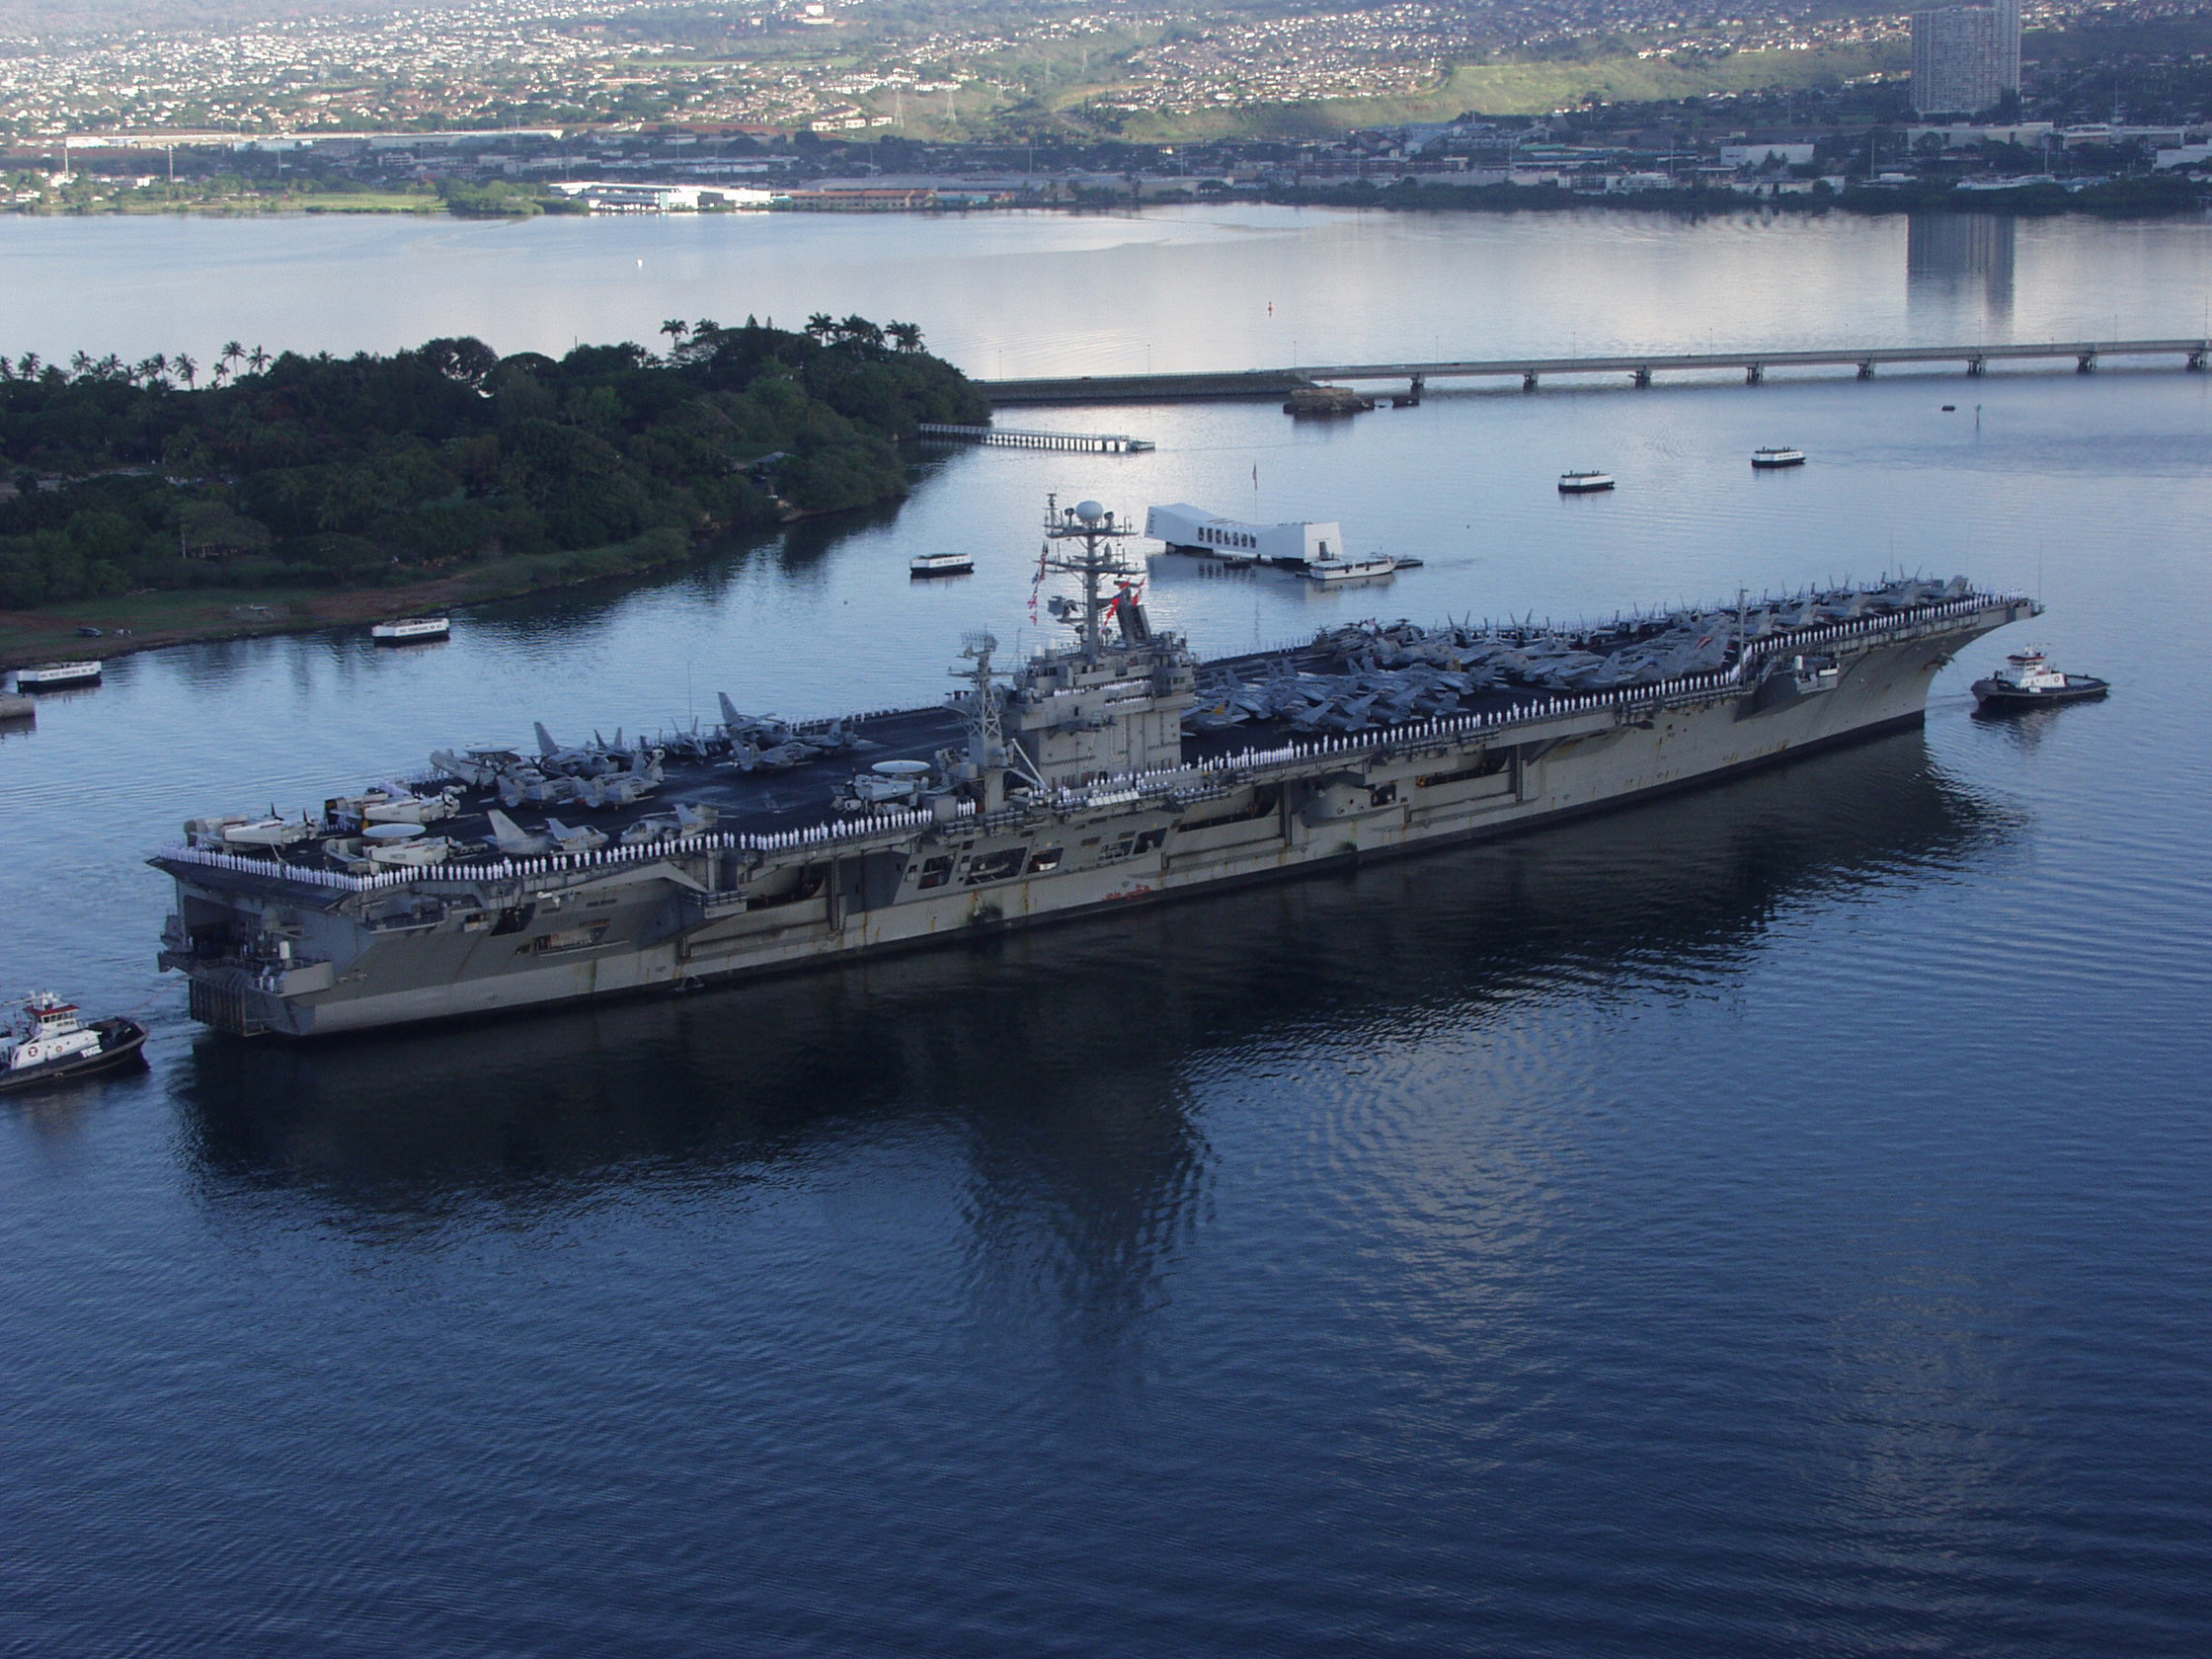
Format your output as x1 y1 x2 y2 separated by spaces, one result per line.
0 524 714 667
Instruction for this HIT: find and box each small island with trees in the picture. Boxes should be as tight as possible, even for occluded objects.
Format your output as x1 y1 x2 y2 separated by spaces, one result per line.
0 313 988 664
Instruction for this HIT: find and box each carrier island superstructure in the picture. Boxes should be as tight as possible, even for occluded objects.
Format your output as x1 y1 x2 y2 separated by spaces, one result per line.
154 499 2038 1038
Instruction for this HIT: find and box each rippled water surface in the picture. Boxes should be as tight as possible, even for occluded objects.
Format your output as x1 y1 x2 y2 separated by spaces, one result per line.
4 208 2212 1657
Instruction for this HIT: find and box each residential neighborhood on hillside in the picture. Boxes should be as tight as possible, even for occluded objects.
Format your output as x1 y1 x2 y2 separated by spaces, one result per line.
2 0 2210 211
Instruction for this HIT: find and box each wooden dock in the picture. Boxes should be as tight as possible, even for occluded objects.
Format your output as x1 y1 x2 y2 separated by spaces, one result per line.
917 423 1154 452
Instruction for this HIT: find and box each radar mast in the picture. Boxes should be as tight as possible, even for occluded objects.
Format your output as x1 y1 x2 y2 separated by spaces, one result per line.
1041 494 1143 661
955 630 1007 772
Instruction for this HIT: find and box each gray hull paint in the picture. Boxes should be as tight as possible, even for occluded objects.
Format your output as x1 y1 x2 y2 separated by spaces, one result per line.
163 610 2014 1039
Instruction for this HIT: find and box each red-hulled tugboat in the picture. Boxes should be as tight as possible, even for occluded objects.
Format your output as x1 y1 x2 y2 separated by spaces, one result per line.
1971 650 2110 709
0 992 148 1094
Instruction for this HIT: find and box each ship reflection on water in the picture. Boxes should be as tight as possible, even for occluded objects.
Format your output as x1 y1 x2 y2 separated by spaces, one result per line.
175 730 2015 1302
1970 692 2110 750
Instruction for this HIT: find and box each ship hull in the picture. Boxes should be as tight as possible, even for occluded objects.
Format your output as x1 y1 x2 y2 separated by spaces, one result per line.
160 606 2021 1039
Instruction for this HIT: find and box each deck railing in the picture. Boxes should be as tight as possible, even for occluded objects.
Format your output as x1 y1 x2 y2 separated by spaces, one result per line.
156 592 2023 895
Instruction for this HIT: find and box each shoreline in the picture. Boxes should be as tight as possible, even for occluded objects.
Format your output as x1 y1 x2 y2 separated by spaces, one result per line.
0 518 817 670
10 178 2210 226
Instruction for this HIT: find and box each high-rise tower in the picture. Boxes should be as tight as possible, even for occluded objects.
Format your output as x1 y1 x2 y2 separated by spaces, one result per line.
1911 5 2010 117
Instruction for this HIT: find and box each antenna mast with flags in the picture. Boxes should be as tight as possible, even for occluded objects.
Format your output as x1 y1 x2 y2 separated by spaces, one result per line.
1041 495 1143 661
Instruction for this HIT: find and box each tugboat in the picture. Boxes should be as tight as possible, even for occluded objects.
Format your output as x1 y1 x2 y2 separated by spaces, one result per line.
0 993 148 1094
1971 650 2109 708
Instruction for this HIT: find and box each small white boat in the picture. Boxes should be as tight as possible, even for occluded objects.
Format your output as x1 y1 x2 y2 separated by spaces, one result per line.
14 660 102 689
371 616 450 644
1301 555 1404 583
1752 446 1807 468
909 552 975 578
1558 471 1615 494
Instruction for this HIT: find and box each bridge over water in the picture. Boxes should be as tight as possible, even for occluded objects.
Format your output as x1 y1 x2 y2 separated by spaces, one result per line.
981 339 2212 406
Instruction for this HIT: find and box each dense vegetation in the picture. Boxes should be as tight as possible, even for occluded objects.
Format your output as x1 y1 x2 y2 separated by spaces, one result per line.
0 316 987 609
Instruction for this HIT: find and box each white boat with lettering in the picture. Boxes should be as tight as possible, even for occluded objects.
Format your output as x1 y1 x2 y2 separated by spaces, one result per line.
909 552 975 578
1558 471 1615 494
371 616 450 644
1751 446 1807 468
14 660 102 689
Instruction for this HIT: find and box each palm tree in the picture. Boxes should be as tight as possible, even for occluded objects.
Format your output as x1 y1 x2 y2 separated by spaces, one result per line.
220 340 244 375
886 321 923 354
838 314 884 350
174 352 197 388
660 318 689 351
17 353 39 378
247 346 269 374
805 312 835 344
99 354 122 379
69 350 91 378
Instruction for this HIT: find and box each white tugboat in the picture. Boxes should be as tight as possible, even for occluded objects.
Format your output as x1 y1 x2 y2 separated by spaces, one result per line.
1971 650 2109 708
0 993 148 1094
371 617 450 645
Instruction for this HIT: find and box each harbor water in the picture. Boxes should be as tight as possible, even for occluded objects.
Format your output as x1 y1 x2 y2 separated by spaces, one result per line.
4 207 2211 1656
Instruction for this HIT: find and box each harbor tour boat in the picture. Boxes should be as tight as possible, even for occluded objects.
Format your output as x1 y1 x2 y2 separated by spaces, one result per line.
1558 471 1616 494
909 552 976 579
1971 650 2109 708
0 993 148 1094
371 616 450 645
1752 446 1807 468
13 661 102 690
1301 554 1408 584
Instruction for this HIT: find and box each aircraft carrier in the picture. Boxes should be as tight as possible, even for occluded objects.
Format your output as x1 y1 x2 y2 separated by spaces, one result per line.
153 498 2038 1038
